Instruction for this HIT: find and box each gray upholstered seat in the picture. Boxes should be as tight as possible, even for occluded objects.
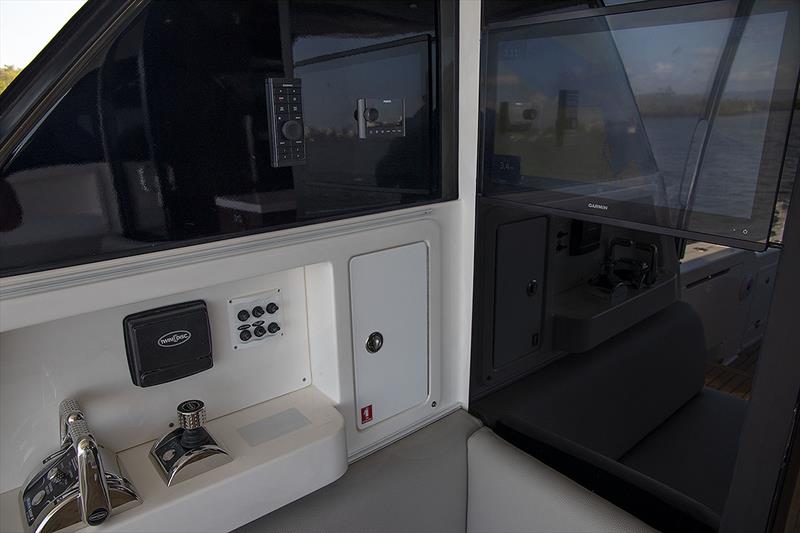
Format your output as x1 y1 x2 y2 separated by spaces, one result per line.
620 388 748 514
235 410 482 533
467 427 654 533
471 301 748 522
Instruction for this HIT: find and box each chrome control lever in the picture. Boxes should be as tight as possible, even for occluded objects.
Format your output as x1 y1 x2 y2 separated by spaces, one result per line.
150 399 232 486
58 398 85 446
69 418 112 526
37 399 85 465
20 399 141 533
61 399 113 524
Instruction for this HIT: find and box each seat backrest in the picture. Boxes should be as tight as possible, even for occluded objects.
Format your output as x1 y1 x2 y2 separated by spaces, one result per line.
498 416 721 531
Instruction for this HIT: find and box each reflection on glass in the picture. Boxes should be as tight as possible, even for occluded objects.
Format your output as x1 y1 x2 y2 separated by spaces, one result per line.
0 0 446 276
482 0 597 26
770 114 798 245
689 8 791 236
290 0 435 63
483 0 799 249
294 37 434 218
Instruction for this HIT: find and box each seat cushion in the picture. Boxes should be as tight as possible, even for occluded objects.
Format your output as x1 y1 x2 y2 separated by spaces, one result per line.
620 388 748 514
467 427 655 533
236 409 482 533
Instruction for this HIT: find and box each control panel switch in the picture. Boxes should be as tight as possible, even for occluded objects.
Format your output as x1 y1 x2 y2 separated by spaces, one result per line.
227 289 284 350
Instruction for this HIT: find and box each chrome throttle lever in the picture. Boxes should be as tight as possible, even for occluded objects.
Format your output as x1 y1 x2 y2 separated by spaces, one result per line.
58 398 85 446
21 399 141 533
38 399 86 465
68 418 112 526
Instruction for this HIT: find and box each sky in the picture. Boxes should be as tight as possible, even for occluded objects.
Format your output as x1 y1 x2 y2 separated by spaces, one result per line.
614 11 785 96
0 0 86 68
497 9 786 98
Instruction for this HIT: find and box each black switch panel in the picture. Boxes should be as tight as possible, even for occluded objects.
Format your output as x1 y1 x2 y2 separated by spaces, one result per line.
266 78 306 167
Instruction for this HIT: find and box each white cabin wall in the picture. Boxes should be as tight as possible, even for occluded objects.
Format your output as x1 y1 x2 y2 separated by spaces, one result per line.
304 262 340 402
0 0 483 508
0 209 471 491
451 0 481 407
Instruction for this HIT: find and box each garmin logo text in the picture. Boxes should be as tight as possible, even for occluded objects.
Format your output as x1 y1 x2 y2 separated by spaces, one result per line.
157 330 191 348
587 203 609 211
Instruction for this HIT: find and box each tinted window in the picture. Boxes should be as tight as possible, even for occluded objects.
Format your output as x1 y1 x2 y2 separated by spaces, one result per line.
0 0 454 276
481 0 799 250
473 1 800 530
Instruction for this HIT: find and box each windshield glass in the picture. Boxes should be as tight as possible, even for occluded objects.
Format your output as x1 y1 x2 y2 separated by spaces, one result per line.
0 0 87 94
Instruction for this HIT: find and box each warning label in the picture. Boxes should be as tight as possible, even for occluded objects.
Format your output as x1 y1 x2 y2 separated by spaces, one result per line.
360 405 373 424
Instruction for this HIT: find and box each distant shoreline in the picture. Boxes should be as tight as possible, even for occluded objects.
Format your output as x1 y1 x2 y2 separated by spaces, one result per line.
637 95 778 117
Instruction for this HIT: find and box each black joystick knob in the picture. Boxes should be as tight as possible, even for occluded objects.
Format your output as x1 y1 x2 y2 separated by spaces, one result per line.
267 322 281 334
177 400 210 449
364 107 379 122
281 120 303 141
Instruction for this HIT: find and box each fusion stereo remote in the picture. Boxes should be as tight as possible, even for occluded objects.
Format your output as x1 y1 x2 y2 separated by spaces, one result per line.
266 78 306 167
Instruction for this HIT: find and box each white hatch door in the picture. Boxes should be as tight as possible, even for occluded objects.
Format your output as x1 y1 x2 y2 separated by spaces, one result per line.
350 242 429 429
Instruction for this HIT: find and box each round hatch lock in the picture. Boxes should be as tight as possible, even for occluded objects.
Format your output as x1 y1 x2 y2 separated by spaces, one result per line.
366 332 384 354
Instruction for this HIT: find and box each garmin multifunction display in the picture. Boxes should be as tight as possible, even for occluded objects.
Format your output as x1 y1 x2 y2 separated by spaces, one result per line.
482 0 800 250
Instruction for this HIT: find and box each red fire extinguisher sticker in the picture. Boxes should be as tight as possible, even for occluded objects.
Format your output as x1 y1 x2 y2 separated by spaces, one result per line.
360 404 373 424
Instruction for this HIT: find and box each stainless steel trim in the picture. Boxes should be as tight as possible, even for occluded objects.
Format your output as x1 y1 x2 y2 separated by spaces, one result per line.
163 444 232 486
69 420 112 526
58 399 84 446
149 430 233 487
20 399 141 533
149 413 233 487
177 400 206 430
21 472 141 533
